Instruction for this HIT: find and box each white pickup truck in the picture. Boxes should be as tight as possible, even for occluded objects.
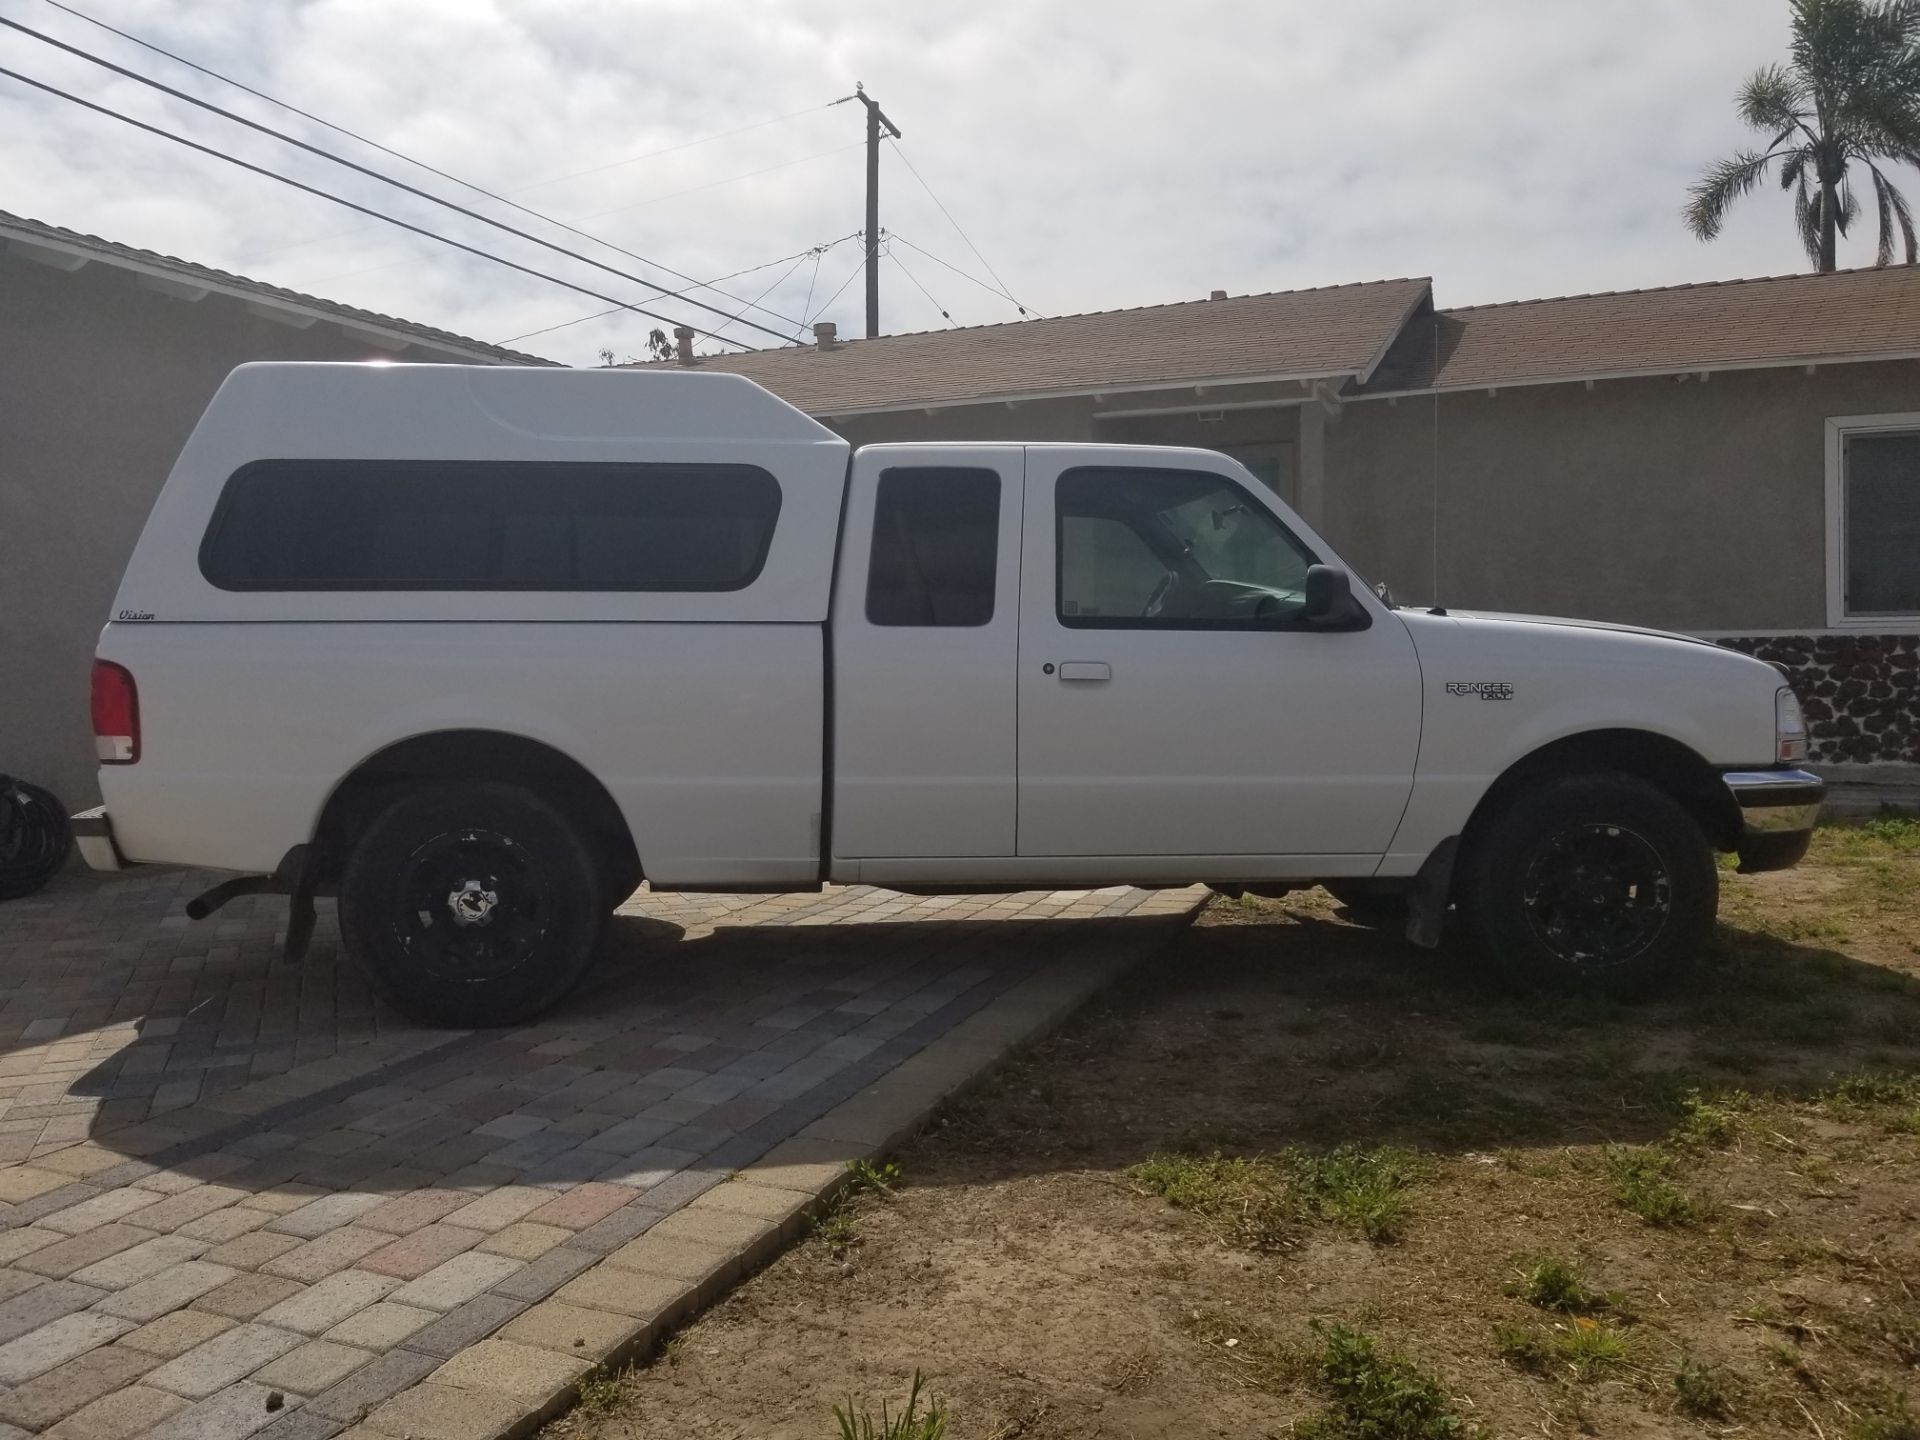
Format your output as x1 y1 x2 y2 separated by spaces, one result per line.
75 363 1823 1026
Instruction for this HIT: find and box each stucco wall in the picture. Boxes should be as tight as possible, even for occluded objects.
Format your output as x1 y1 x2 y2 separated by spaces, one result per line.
0 253 491 814
1323 359 1920 629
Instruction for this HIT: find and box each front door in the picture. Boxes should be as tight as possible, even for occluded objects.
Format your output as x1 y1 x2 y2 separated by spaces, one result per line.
831 446 1024 859
1016 449 1420 861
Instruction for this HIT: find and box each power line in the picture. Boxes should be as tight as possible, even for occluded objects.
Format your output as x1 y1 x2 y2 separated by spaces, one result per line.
34 0 826 328
0 64 754 350
807 249 867 327
706 251 814 344
887 141 1038 318
887 231 1038 319
3 15 805 339
883 241 953 326
497 233 860 346
793 246 828 340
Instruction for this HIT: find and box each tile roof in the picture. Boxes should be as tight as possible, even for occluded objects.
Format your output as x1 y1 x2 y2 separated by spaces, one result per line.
664 278 1433 414
0 211 556 366
1358 264 1920 394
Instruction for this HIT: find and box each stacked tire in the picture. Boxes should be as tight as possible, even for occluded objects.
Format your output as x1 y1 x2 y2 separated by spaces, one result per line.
0 777 71 900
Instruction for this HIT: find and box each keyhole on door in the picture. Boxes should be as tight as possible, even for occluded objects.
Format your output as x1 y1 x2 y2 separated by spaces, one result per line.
1042 663 1055 675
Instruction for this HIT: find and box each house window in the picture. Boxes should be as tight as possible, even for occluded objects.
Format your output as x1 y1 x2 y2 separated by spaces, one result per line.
865 467 1001 626
1827 415 1920 624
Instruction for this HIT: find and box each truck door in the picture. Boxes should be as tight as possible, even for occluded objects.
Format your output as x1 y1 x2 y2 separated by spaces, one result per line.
830 446 1024 860
1016 448 1420 864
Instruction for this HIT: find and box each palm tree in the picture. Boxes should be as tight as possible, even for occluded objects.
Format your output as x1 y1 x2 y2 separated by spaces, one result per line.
1686 0 1920 271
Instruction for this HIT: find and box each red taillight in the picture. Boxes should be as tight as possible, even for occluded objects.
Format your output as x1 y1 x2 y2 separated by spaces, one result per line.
91 660 139 764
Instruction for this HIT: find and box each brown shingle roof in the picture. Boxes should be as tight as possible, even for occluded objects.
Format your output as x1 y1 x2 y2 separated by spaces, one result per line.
1362 265 1920 394
0 210 557 366
670 278 1432 414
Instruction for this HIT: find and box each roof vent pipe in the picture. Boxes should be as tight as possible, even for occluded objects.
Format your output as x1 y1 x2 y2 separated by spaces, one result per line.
1209 289 1227 301
673 326 695 364
813 321 838 351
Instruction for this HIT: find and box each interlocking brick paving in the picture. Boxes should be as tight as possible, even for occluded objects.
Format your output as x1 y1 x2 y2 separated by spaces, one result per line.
0 867 1199 1436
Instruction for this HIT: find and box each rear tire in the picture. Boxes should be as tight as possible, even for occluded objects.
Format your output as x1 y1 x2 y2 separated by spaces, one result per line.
339 782 605 1027
1459 770 1715 998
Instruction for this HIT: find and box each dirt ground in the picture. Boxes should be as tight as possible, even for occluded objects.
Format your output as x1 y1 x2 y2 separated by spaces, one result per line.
553 822 1920 1440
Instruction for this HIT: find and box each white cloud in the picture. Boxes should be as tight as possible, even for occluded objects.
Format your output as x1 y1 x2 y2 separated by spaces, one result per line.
0 0 1859 365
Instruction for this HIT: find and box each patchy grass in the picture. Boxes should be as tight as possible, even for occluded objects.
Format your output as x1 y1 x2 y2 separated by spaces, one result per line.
1297 1322 1480 1440
1510 1256 1611 1314
554 823 1920 1440
1130 1143 1423 1246
1604 1146 1711 1226
1672 1353 1738 1419
832 1372 947 1440
1552 1317 1632 1382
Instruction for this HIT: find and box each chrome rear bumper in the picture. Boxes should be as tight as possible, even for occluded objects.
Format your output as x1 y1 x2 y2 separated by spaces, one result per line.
69 806 127 873
1722 768 1824 872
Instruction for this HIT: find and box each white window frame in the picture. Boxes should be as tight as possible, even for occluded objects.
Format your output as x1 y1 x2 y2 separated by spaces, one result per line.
1825 412 1920 627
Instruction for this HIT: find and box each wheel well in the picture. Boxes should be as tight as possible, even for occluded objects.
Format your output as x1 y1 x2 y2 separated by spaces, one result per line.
309 730 641 893
1461 729 1741 856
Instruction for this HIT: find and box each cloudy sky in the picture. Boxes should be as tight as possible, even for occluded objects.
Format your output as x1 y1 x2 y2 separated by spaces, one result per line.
0 0 1844 365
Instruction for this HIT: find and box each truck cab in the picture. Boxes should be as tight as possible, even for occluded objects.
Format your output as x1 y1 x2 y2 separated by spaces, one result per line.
76 363 1822 1026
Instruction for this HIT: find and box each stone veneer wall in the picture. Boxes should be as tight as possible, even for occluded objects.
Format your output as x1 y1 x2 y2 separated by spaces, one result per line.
1717 634 1920 766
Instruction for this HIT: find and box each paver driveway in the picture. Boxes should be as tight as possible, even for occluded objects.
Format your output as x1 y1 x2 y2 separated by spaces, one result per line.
0 867 1198 1438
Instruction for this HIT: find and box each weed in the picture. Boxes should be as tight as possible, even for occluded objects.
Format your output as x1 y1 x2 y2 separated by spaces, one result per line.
1493 1322 1550 1373
1133 1144 1426 1247
1285 1145 1425 1243
1512 1256 1597 1313
814 1204 860 1252
1129 1151 1301 1251
845 1158 902 1197
833 1370 948 1440
1553 1318 1631 1381
1605 1146 1708 1226
576 1363 624 1414
1824 1072 1920 1108
1670 1089 1750 1150
1296 1321 1479 1439
1672 1355 1736 1418
1848 1389 1920 1440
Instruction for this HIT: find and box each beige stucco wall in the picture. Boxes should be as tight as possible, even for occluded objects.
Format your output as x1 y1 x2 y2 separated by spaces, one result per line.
820 357 1920 635
0 252 499 814
1324 359 1920 629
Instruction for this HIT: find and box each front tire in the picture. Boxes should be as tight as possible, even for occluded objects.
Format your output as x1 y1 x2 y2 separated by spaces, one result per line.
1459 771 1715 997
339 782 606 1027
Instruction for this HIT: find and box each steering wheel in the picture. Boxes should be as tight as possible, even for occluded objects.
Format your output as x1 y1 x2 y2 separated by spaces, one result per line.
1142 570 1175 618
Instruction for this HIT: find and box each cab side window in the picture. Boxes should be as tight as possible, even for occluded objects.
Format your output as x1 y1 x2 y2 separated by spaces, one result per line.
865 467 1001 626
1055 467 1318 629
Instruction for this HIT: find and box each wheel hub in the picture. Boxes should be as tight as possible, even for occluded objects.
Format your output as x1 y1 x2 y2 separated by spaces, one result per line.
1521 822 1671 967
447 878 500 928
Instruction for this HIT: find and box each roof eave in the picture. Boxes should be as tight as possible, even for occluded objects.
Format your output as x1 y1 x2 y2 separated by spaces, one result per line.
809 366 1365 420
0 220 552 366
1353 347 1920 402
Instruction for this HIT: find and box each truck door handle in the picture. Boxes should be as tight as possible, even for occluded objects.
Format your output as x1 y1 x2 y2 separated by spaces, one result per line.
1056 662 1111 682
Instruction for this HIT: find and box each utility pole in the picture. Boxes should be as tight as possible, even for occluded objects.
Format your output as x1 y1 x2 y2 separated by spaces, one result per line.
854 83 901 339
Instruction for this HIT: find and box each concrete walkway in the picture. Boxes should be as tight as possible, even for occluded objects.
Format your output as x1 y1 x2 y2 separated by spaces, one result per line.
0 869 1201 1439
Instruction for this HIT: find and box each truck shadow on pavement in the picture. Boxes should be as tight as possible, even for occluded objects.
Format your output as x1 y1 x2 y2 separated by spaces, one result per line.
20 873 1184 1196
915 894 1920 1179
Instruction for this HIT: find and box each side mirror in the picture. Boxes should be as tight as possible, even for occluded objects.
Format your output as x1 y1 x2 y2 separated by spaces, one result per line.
1302 564 1352 621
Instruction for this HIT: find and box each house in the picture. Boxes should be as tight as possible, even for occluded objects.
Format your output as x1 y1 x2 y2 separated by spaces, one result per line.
1 212 554 813
669 270 1920 771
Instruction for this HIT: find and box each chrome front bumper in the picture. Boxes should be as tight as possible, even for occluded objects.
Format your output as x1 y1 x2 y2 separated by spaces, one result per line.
69 806 127 872
1722 768 1824 872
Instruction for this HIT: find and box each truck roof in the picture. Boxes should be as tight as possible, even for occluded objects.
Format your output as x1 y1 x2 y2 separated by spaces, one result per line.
217 361 844 445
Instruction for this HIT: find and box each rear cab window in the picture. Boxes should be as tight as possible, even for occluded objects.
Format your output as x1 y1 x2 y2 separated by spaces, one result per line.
199 459 782 591
864 466 1002 627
